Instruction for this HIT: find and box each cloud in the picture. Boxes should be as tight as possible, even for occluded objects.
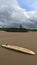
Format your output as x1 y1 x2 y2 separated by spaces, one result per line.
0 0 29 27
0 0 37 28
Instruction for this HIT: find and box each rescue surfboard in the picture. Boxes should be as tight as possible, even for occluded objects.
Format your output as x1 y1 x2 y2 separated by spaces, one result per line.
1 44 35 55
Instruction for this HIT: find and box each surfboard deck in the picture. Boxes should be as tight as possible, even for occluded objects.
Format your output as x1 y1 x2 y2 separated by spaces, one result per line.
1 44 35 55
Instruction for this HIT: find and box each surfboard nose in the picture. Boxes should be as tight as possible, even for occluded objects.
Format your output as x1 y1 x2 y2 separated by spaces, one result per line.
30 51 35 55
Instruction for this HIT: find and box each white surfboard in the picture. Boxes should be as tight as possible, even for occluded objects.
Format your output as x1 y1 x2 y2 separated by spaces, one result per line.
1 44 35 55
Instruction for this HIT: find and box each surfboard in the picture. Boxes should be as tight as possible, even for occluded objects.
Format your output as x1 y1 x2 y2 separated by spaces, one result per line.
1 44 35 55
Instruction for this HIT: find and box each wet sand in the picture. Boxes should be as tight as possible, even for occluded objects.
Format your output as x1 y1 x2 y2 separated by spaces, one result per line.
0 31 37 65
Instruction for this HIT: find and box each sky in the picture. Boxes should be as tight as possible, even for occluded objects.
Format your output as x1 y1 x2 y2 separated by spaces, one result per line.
17 0 37 11
0 0 37 28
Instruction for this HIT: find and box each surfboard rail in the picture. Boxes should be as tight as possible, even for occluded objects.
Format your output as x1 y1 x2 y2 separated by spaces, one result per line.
1 44 35 55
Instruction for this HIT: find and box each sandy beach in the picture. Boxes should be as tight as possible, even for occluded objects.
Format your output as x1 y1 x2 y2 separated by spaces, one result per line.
0 31 37 65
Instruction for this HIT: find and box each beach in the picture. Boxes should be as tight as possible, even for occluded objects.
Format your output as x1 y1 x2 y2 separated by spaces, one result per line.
0 31 37 65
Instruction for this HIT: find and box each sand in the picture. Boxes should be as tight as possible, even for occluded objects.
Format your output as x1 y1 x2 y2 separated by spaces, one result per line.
0 31 37 65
